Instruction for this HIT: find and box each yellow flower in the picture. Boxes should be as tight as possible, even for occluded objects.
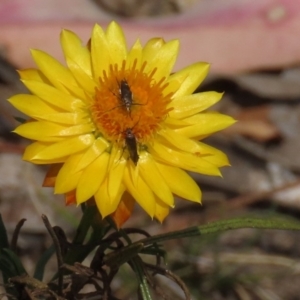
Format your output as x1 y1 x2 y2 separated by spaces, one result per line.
9 22 235 226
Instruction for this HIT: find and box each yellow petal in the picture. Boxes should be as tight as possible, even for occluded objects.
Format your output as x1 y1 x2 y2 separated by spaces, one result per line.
154 197 170 223
175 113 236 138
37 112 89 125
8 94 89 125
91 24 110 81
54 123 94 136
64 57 97 95
123 165 156 218
23 142 68 164
158 128 202 154
14 121 93 141
108 146 127 200
159 128 229 168
18 69 46 82
169 92 223 119
149 141 221 176
60 29 92 77
8 94 62 118
155 161 201 203
73 138 110 172
94 179 125 218
76 152 110 204
22 80 83 112
164 116 189 128
28 134 94 160
105 21 127 66
60 29 96 95
165 62 210 98
127 39 142 69
14 122 64 142
144 39 179 82
55 155 83 193
139 152 174 207
30 49 79 93
142 38 164 60
197 142 230 167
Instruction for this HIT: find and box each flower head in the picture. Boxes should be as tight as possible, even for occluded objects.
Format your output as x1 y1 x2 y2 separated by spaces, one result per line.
9 22 235 226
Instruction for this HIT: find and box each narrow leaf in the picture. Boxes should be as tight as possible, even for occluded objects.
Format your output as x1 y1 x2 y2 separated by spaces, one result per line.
131 256 153 300
72 205 97 244
1 249 27 276
0 215 9 249
138 217 300 246
33 245 55 280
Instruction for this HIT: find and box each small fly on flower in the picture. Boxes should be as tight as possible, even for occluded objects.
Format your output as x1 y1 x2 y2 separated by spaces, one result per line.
107 79 145 118
119 79 133 115
124 127 139 165
122 116 140 165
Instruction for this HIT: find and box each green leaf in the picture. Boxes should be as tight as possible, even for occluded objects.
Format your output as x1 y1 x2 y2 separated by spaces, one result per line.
137 217 300 246
131 256 153 300
63 206 112 266
0 215 9 249
2 249 27 275
63 243 97 266
0 256 15 279
33 245 55 281
63 227 102 266
72 206 97 244
0 249 27 282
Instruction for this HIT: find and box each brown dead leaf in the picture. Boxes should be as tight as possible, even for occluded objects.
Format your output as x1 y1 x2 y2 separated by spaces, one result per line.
226 106 280 142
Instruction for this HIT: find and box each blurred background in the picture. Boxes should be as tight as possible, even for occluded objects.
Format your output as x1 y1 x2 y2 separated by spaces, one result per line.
1 0 300 299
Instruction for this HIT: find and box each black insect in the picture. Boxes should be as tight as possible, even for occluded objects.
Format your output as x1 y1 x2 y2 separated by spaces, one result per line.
124 127 139 165
106 79 145 117
119 79 133 115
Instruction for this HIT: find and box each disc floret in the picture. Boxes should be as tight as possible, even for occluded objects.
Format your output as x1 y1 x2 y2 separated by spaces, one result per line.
91 60 173 146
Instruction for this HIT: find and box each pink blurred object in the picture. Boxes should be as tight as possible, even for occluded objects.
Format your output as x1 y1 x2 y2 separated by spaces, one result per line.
0 0 299 74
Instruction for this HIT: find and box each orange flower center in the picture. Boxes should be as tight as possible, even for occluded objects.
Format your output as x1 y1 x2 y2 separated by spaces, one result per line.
91 60 173 146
